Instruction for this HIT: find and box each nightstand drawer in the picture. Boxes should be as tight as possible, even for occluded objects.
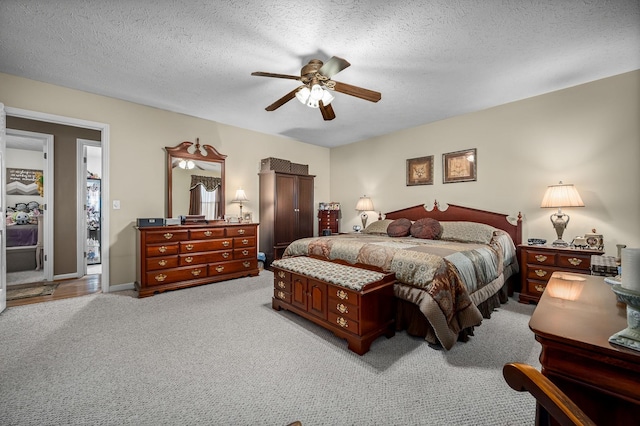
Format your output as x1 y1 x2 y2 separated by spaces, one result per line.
526 280 547 297
557 253 591 270
527 266 554 282
526 251 555 265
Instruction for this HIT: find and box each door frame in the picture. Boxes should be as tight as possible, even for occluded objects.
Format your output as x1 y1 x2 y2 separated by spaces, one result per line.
5 129 54 282
5 106 111 294
76 139 102 277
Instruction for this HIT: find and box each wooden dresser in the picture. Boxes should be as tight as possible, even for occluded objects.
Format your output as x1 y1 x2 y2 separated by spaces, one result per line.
518 244 604 303
529 272 640 425
135 223 259 297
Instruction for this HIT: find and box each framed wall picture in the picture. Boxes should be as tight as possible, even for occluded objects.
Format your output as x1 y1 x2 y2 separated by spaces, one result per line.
442 149 477 183
406 155 434 186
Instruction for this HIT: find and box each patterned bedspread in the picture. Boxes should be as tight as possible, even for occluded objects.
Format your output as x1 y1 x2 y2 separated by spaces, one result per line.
283 232 517 349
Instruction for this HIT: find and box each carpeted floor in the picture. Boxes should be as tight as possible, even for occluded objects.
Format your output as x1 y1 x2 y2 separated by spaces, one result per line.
0 271 540 425
6 283 58 301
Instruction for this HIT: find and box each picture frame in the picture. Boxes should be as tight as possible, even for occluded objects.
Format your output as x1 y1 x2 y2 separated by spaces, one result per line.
442 148 477 183
406 155 434 186
243 212 253 223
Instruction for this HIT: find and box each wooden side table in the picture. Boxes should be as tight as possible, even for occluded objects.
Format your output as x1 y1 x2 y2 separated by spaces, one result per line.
529 272 640 425
518 244 604 303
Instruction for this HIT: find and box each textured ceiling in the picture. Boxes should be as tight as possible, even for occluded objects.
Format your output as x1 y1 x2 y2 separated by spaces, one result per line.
1 1 638 148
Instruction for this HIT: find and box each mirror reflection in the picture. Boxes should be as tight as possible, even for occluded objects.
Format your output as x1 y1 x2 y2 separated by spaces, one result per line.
166 139 226 220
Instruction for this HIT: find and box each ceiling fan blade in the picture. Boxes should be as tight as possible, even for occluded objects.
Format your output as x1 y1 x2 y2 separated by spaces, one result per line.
265 86 303 111
318 56 351 78
251 71 301 81
331 81 381 103
319 101 336 121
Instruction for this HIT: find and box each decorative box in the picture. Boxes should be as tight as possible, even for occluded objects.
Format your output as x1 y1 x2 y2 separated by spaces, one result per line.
290 162 309 175
260 157 291 173
590 255 618 277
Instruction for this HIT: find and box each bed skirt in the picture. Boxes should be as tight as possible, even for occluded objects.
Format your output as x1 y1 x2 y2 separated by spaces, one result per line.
395 281 510 346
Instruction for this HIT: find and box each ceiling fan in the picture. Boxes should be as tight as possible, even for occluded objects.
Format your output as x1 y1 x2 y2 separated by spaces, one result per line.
251 56 381 121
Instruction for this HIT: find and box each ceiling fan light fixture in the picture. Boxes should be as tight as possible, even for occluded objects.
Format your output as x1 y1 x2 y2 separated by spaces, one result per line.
306 97 319 108
295 86 311 104
309 83 324 101
321 89 334 106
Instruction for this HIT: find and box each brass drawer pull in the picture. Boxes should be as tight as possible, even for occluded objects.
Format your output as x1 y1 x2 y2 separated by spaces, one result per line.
336 317 349 328
535 255 547 262
222 252 230 259
185 256 193 263
204 230 212 237
223 241 230 247
163 233 173 239
159 246 167 253
337 289 349 300
535 284 545 293
158 260 167 266
185 244 194 251
243 261 251 268
242 250 249 256
215 266 224 273
337 303 349 314
191 269 202 276
277 291 285 300
277 281 286 289
238 229 245 235
154 273 167 282
242 239 249 245
278 271 286 278
568 257 582 266
535 269 547 277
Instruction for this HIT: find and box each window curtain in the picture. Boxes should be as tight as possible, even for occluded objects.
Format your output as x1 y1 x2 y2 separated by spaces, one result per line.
189 175 222 218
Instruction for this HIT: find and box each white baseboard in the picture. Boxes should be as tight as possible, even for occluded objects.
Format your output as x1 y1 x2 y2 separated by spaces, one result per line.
54 273 79 281
108 282 135 293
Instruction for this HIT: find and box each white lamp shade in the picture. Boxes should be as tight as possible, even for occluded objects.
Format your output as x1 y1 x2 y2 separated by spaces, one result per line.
309 83 324 101
321 89 334 106
355 196 374 211
232 189 249 203
295 87 310 104
540 182 584 208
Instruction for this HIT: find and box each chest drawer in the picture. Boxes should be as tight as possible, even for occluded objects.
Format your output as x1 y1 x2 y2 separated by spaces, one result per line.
146 256 179 271
227 226 255 237
146 265 207 285
234 247 256 259
209 259 257 275
179 251 232 265
147 243 179 257
145 230 189 244
328 298 359 322
190 228 225 239
328 311 360 335
180 240 227 253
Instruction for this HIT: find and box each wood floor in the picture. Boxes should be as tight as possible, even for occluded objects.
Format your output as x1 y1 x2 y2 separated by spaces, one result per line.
6 274 102 307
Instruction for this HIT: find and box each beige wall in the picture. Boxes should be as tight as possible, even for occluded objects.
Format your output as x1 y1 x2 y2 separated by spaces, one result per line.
0 73 330 287
331 70 640 255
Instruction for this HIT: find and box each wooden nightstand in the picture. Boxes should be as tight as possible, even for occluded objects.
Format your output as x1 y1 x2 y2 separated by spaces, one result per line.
518 244 604 304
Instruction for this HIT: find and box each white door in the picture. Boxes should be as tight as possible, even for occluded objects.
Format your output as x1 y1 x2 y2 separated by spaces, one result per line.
1 103 7 313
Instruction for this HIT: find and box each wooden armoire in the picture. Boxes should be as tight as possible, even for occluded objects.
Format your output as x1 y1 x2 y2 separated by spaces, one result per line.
259 171 315 265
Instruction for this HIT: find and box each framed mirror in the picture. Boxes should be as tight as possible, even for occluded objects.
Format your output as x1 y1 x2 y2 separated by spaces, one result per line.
166 139 226 220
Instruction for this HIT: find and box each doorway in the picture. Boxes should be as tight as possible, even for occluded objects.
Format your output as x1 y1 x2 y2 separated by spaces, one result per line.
5 130 54 286
3 106 110 296
77 139 102 278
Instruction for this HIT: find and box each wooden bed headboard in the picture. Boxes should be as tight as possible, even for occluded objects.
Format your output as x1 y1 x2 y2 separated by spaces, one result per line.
384 201 522 246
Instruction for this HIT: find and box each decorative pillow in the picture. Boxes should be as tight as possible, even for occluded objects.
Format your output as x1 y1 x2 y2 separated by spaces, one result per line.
387 218 412 237
362 219 393 235
440 221 496 244
410 218 442 239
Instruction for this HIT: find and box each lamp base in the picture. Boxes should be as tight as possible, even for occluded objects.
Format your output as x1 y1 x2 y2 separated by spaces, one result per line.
551 239 569 247
360 213 368 230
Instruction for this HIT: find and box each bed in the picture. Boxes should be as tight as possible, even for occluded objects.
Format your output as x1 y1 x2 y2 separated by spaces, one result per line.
282 201 522 350
6 204 43 272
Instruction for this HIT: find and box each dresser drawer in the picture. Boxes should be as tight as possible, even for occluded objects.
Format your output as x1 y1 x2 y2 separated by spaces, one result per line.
233 236 256 248
328 311 360 335
274 276 291 292
179 251 232 266
526 251 556 266
209 259 257 275
190 228 225 240
274 269 291 282
234 247 256 259
147 243 179 257
146 265 207 285
145 230 189 244
557 253 590 270
180 240 226 253
227 226 255 237
146 256 179 271
527 266 554 282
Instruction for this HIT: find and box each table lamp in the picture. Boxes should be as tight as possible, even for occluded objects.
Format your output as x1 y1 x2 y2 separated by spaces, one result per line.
355 195 374 230
540 181 584 247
